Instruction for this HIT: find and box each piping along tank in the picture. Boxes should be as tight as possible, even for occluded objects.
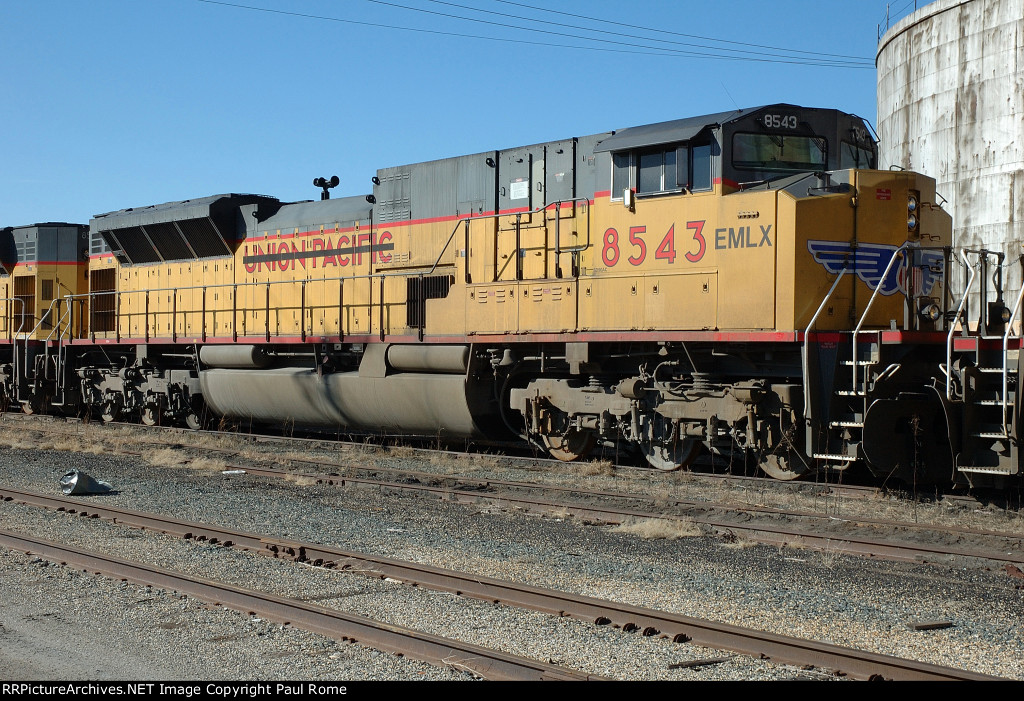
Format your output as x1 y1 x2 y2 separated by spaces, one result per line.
197 343 502 439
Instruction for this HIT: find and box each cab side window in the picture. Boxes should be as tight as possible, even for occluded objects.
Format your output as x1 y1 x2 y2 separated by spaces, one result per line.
612 139 714 197
690 142 712 191
612 152 632 199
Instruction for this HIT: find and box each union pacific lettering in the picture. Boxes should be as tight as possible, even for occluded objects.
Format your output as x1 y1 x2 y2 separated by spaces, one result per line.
243 231 395 273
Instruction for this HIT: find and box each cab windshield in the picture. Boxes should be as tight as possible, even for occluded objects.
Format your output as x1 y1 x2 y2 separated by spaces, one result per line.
732 133 827 173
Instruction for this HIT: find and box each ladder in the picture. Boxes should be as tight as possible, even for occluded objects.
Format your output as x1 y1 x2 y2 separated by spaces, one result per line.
803 245 908 467
949 249 1024 476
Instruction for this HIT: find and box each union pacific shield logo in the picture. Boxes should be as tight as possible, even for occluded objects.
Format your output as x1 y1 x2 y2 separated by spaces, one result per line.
807 240 943 296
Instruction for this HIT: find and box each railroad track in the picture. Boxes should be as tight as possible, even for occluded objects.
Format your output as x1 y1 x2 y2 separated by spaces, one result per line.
0 486 999 681
0 412 889 501
5 415 1021 567
4 409 1010 518
136 459 1024 569
0 525 599 681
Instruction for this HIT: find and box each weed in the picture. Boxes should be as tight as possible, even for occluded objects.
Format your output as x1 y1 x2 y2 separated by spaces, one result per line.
284 474 318 487
818 539 848 569
388 445 417 459
575 459 614 477
610 517 701 540
189 456 228 472
146 447 188 466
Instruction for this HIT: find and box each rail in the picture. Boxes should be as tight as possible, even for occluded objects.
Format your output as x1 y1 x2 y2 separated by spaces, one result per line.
44 298 81 406
62 200 594 345
61 266 460 347
13 297 64 406
946 249 977 400
0 526 596 681
428 196 593 281
851 243 908 395
877 1 921 41
0 484 1004 681
0 298 27 406
1001 277 1024 438
801 266 848 424
0 297 27 342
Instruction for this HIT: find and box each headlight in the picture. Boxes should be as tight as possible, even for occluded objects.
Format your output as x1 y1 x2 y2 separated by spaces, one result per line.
908 194 919 213
919 303 941 322
908 213 919 230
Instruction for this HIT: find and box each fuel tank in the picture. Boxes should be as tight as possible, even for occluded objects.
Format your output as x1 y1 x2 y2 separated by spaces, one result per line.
199 366 498 438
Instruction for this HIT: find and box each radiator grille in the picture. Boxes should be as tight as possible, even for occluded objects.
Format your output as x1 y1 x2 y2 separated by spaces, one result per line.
406 275 454 328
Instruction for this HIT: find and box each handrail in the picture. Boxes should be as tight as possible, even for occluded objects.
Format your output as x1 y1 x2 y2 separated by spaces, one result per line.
45 299 77 406
1001 278 1024 438
802 266 848 424
12 297 62 406
13 297 61 342
946 249 977 400
427 196 593 277
62 202 595 345
0 297 26 342
73 266 465 304
0 298 27 405
851 243 908 395
62 267 464 343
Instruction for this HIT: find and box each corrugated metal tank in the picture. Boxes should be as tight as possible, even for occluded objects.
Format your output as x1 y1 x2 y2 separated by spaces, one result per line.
877 0 1024 300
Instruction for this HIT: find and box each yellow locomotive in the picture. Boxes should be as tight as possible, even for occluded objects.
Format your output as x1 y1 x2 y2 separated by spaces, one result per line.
4 104 1017 485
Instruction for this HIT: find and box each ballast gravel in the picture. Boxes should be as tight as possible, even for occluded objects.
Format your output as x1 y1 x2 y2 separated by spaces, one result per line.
0 423 1022 681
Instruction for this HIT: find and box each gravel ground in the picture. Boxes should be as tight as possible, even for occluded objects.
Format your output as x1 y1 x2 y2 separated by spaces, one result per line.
0 423 1022 681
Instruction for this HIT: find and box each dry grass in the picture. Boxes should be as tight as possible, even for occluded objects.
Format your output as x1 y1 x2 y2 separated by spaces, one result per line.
428 452 465 473
817 540 849 569
188 456 228 472
145 447 189 466
363 440 384 455
0 435 38 449
51 437 106 454
234 447 268 462
387 445 417 459
0 427 42 449
471 453 502 470
610 516 702 540
0 429 107 454
574 459 614 477
719 532 758 549
284 473 319 487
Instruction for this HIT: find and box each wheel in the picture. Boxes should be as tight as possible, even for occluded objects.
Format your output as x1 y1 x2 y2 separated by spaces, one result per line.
184 412 202 430
141 406 159 426
20 400 34 415
101 401 120 423
643 437 700 471
542 428 597 462
759 451 810 480
756 416 811 480
641 416 700 471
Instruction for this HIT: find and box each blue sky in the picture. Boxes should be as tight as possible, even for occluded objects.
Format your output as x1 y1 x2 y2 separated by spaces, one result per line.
1 0 913 226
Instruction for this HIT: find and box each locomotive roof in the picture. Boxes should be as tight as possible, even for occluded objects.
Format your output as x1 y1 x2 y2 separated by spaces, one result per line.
4 222 85 231
91 193 279 229
254 196 373 231
593 103 829 153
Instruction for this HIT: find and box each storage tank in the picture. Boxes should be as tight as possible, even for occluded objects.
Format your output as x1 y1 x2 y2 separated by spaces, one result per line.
877 0 1024 312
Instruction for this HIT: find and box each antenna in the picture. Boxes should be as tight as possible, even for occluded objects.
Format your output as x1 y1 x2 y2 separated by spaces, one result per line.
720 82 740 111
